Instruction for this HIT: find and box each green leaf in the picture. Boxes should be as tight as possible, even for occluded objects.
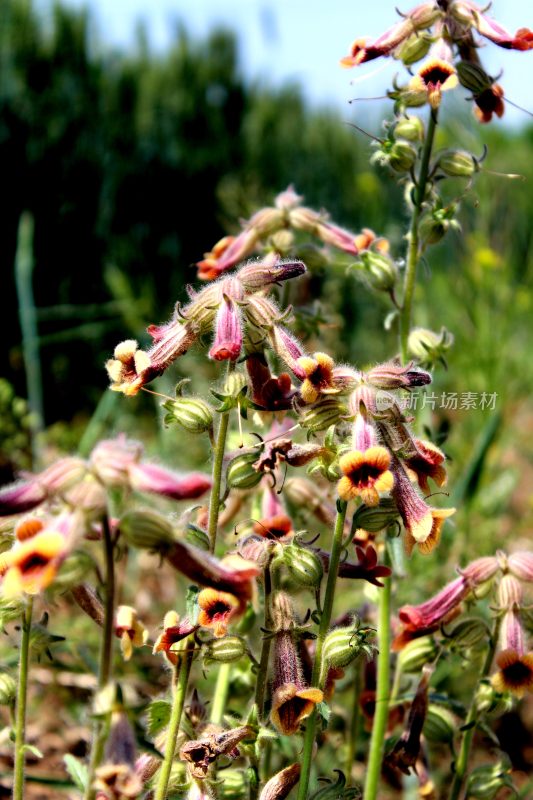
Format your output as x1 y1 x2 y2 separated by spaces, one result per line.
22 743 43 759
63 754 88 791
147 700 172 736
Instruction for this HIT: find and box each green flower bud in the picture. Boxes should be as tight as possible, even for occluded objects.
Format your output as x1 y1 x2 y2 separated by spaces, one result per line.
397 32 432 66
456 61 492 94
270 230 295 254
423 704 456 744
163 381 214 434
218 769 247 800
204 635 247 663
437 149 478 178
226 452 263 490
0 673 17 706
282 544 323 588
465 761 514 799
397 636 438 674
323 625 374 668
120 508 175 551
224 371 248 399
357 251 399 292
475 680 513 718
444 617 491 651
394 116 425 142
389 141 417 172
407 327 454 366
299 397 347 434
50 551 95 593
185 524 210 551
352 498 399 533
0 596 25 628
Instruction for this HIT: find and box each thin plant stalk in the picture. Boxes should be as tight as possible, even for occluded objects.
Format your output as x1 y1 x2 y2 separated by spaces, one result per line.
13 596 33 800
207 409 230 554
449 620 500 800
399 108 439 363
154 644 194 800
345 658 363 785
296 499 348 800
362 565 391 800
210 662 232 725
254 561 273 720
84 515 116 800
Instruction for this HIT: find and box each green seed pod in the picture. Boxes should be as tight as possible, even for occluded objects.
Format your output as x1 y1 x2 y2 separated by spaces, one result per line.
389 140 417 172
358 251 399 292
218 769 247 800
50 551 95 593
475 680 514 718
394 116 425 142
465 761 514 799
163 382 214 434
423 704 456 744
224 371 248 399
226 452 263 490
397 32 432 66
445 617 491 650
397 636 438 674
0 673 17 706
283 544 323 588
456 61 492 94
270 230 295 254
418 211 448 245
407 327 454 365
323 626 365 668
299 397 347 434
185 523 210 551
204 635 247 663
120 508 175 551
0 596 25 628
352 498 399 533
437 149 478 178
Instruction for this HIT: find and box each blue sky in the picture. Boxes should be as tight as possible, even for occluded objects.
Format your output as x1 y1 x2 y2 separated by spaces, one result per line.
39 0 532 125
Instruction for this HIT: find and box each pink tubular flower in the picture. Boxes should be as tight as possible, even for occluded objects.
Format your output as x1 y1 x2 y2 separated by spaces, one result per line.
197 229 259 280
209 295 243 362
128 463 211 501
491 610 533 697
0 457 88 516
165 540 260 601
453 1 533 51
508 551 533 582
398 576 469 631
269 325 306 374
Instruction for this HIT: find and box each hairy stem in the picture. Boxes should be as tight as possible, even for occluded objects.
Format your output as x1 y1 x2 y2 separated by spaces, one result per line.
296 500 348 800
210 661 232 725
84 515 116 800
449 620 500 800
13 596 33 800
399 108 439 363
207 408 230 553
363 565 391 800
254 561 273 720
154 644 194 800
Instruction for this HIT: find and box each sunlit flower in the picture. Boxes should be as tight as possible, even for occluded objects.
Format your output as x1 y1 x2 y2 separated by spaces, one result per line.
115 605 148 661
1 532 68 597
295 352 334 403
409 58 458 109
197 588 241 637
338 447 394 506
153 611 197 665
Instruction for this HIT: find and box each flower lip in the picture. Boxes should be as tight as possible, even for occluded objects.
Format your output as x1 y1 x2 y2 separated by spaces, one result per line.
492 650 533 696
337 446 394 506
197 587 241 637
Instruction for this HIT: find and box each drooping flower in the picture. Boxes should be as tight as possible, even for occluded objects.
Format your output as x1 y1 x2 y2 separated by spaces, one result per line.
115 605 148 661
409 57 459 109
403 439 447 494
153 611 197 664
337 447 394 506
0 457 87 516
197 588 242 637
294 352 358 404
453 2 533 51
491 610 533 697
180 725 254 779
385 666 432 775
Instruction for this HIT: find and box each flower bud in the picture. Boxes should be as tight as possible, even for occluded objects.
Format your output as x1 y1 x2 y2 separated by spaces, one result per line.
323 625 373 668
238 260 306 291
357 251 399 292
497 573 523 610
226 453 263 490
407 327 454 366
423 704 456 744
444 617 491 650
270 230 295 253
299 397 347 433
389 141 417 172
465 761 514 799
0 596 25 628
456 61 492 94
397 32 432 65
352 498 399 533
163 384 214 434
397 636 438 674
393 116 425 142
259 764 301 800
0 673 17 706
203 635 247 663
185 524 210 551
224 371 248 399
120 508 175 551
218 769 248 800
508 551 533 582
475 680 514 717
437 150 478 178
244 295 282 330
50 551 95 593
282 544 324 588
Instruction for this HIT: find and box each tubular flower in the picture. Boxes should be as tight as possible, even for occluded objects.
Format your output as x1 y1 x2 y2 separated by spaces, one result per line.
337 447 394 506
398 576 470 632
197 588 242 637
409 58 459 108
452 2 533 51
197 230 259 280
209 294 244 362
0 457 88 517
253 488 294 542
491 610 533 697
0 515 75 596
294 352 357 404
404 439 447 494
115 605 148 661
153 611 197 664
270 629 323 735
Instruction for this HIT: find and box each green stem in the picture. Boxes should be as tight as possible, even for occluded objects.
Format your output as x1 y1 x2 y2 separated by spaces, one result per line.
363 567 392 800
345 658 363 785
449 620 500 800
13 596 33 800
154 645 194 800
207 409 230 554
84 515 116 800
210 661 232 725
254 562 273 720
296 500 348 800
399 109 439 364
